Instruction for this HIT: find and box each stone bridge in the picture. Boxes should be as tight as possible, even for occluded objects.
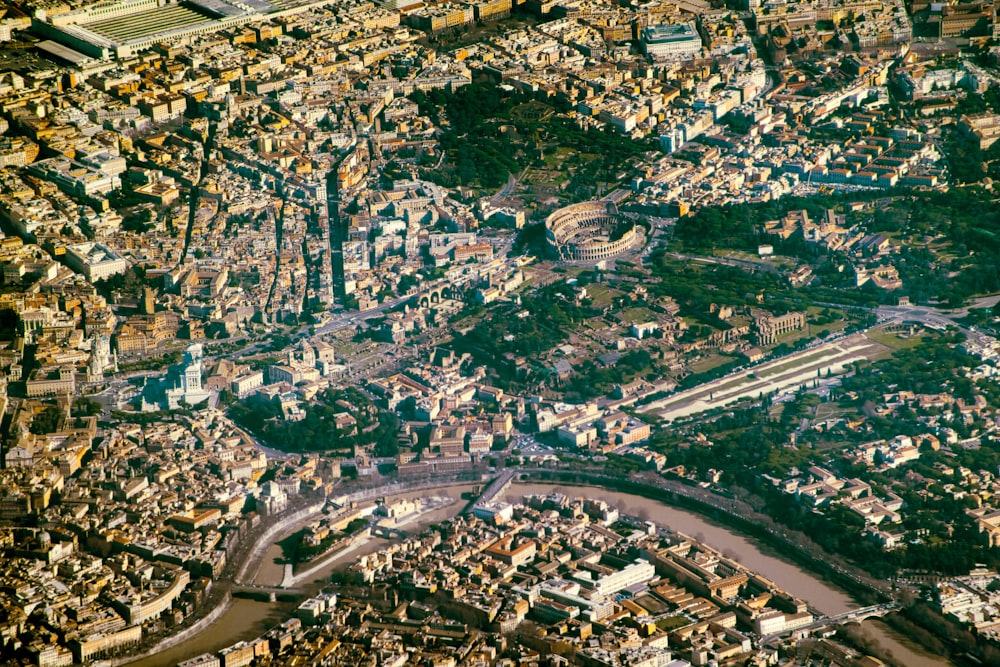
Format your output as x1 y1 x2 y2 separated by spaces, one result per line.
467 470 515 513
826 602 898 624
231 582 303 602
760 603 899 646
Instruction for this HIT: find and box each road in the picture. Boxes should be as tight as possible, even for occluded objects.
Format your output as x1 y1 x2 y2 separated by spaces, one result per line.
488 168 524 207
313 277 465 337
877 295 1000 351
877 294 1000 324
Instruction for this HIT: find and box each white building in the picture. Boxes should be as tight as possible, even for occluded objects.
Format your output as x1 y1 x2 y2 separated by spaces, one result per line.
142 344 212 411
587 559 656 597
27 157 121 197
64 242 130 282
473 501 514 524
231 371 264 398
642 23 702 58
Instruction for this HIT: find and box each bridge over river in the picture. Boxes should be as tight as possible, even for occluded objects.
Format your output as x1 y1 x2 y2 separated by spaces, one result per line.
761 603 899 646
467 469 515 512
231 582 303 601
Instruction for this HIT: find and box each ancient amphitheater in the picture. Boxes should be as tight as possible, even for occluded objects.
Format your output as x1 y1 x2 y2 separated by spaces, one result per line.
544 201 638 262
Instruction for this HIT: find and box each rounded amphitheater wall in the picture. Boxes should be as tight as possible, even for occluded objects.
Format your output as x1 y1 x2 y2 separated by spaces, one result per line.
544 200 638 262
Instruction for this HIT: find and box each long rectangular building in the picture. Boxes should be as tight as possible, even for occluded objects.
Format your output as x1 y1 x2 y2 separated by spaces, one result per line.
641 22 702 58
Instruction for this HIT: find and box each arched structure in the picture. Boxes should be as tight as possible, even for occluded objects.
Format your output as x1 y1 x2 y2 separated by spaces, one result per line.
414 283 454 309
545 200 638 262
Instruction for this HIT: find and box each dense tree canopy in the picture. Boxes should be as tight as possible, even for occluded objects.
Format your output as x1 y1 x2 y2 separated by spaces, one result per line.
229 387 398 456
410 83 646 193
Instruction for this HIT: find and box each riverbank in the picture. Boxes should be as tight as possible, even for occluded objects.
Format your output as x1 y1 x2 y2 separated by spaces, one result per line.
284 494 456 588
516 469 889 604
115 500 327 666
122 473 954 667
240 500 327 585
512 471 993 665
505 479 957 667
122 484 475 667
504 481 853 616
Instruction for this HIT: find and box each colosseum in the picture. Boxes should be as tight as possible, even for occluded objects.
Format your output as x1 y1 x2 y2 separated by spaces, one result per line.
545 200 639 262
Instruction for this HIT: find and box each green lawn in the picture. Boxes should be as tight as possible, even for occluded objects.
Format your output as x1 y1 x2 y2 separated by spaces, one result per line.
688 353 736 375
813 402 852 421
541 146 574 169
812 438 857 452
621 306 655 323
583 284 620 308
581 318 610 332
866 328 925 352
656 615 691 631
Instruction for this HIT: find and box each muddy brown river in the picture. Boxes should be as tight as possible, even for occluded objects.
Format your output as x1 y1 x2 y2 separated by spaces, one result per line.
126 482 953 667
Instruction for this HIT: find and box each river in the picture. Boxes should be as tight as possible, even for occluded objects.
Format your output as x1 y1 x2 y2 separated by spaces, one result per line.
125 487 475 667
127 482 954 667
504 483 955 667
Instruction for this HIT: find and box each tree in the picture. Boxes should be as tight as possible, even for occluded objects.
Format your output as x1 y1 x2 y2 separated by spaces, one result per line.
73 397 103 417
30 406 63 435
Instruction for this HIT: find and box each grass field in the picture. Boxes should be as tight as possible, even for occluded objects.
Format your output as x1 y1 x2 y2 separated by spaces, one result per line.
866 328 925 352
582 284 620 308
813 402 853 421
687 353 737 375
541 146 574 169
656 616 690 631
620 306 655 322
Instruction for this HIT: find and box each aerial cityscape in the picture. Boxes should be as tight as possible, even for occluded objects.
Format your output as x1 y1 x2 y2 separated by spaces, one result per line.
1 0 1000 665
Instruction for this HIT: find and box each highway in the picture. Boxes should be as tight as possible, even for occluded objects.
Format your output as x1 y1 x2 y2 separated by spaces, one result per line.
489 170 521 206
313 294 411 335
